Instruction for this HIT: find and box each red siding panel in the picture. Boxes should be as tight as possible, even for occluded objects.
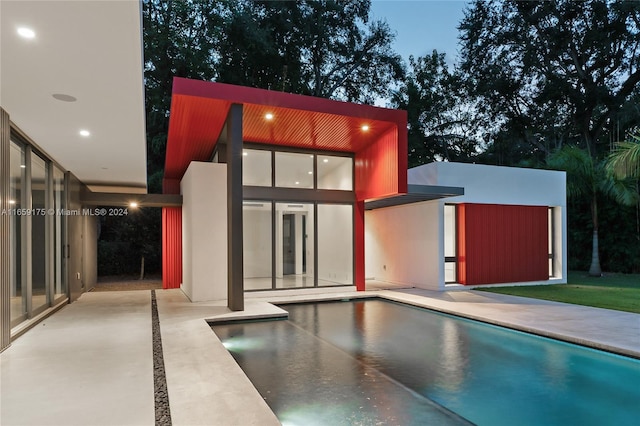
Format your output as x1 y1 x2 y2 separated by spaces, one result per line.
355 126 405 201
162 207 182 289
457 204 548 285
354 201 365 291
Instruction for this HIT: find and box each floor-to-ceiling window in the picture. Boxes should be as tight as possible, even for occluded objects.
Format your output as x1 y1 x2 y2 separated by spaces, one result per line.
317 203 352 286
240 146 354 290
9 136 67 329
52 166 67 301
9 141 26 326
275 202 315 289
444 204 457 283
31 152 48 315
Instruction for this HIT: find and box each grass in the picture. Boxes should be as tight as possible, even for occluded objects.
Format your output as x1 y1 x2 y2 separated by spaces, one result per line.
478 271 640 314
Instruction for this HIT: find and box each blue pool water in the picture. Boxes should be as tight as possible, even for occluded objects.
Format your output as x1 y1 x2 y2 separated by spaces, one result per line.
211 299 640 426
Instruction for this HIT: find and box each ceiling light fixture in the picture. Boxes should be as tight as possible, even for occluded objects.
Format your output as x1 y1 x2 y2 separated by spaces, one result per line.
17 27 35 39
79 130 90 137
265 113 274 120
295 181 300 185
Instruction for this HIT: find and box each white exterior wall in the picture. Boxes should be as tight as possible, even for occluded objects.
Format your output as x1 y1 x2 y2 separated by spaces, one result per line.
408 162 566 207
365 201 441 290
181 162 228 302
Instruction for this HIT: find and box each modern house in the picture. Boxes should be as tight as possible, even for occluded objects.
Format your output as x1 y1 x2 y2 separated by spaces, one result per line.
0 1 566 354
161 78 567 309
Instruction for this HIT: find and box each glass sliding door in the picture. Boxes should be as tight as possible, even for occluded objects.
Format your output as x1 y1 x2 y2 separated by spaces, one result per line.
444 204 457 283
243 201 273 290
9 141 26 326
52 166 66 300
31 153 48 314
275 202 314 288
317 204 353 286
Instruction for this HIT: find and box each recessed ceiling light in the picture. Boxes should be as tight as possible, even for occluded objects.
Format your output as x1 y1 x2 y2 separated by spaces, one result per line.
323 158 329 163
17 27 35 39
362 125 370 131
308 171 313 175
265 113 274 120
130 202 139 208
52 93 77 102
79 130 90 137
295 181 300 185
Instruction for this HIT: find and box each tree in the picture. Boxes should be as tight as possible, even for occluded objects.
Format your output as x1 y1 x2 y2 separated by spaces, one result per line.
547 145 639 276
607 132 640 179
459 0 640 160
391 51 481 166
216 0 404 103
144 0 224 184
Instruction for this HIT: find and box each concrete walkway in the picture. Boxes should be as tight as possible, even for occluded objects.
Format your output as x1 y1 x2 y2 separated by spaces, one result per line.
1 286 639 425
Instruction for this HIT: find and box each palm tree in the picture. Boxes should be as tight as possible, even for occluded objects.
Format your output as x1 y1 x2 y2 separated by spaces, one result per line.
607 132 640 179
548 146 639 277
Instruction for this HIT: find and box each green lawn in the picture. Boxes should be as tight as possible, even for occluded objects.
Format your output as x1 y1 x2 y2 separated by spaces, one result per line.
478 271 640 314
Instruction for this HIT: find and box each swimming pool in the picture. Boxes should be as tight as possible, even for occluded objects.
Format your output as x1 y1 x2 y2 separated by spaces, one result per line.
211 299 640 426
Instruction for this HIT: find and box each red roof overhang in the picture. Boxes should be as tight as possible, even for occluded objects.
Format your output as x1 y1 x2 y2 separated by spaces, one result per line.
164 78 408 200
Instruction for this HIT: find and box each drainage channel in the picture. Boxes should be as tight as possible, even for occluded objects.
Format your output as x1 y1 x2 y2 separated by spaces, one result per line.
151 290 172 425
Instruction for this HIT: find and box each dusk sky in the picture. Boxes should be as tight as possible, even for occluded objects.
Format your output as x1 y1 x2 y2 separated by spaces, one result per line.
369 0 470 65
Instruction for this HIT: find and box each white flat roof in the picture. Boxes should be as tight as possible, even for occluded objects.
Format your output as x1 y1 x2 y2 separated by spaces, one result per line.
1 0 147 193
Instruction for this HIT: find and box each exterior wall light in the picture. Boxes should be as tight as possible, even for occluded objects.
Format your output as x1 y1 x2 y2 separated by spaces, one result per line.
361 125 370 131
129 202 138 208
265 113 274 120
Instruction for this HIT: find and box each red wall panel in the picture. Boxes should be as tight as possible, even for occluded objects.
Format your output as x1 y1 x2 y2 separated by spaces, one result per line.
354 201 365 291
457 204 548 285
162 207 183 289
355 126 407 201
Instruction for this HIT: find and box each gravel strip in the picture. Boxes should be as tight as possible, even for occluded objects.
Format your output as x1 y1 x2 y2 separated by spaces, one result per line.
151 290 172 425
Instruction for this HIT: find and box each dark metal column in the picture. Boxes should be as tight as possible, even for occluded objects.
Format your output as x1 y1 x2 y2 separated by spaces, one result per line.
226 104 244 311
0 108 11 351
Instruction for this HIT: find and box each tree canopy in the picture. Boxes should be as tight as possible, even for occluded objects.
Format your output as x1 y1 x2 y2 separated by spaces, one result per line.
459 0 640 161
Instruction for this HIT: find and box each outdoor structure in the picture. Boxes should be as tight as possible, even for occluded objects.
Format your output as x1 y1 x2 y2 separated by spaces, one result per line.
366 162 567 290
161 78 567 309
0 1 149 351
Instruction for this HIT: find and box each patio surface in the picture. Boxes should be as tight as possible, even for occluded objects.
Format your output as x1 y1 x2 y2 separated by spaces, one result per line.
1 283 639 425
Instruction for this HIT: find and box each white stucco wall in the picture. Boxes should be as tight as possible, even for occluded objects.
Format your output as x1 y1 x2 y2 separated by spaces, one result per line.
365 201 441 290
181 162 227 302
408 162 566 207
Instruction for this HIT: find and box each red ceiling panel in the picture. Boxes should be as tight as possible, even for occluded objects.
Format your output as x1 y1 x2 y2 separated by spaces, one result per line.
164 78 408 198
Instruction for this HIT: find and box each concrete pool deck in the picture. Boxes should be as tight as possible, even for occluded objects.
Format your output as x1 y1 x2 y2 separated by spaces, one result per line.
1 284 639 425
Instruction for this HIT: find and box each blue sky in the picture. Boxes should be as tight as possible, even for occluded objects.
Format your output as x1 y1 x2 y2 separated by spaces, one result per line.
369 0 470 65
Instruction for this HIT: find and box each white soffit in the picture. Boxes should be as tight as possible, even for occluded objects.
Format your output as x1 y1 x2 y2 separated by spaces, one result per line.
1 0 147 193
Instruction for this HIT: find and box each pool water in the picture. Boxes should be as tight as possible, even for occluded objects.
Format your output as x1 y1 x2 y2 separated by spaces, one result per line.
211 299 640 426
